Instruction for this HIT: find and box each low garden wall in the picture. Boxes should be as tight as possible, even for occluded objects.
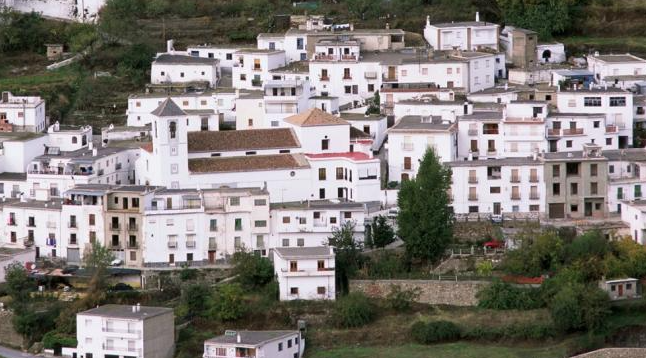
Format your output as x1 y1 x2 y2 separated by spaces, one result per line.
350 279 491 306
571 348 646 358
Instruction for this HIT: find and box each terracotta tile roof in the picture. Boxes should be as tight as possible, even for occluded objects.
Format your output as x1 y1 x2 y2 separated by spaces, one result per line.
187 128 301 152
188 153 310 173
140 142 153 153
284 108 349 127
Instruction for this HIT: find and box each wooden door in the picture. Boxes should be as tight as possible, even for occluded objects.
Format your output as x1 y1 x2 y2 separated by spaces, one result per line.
208 251 215 263
618 284 624 297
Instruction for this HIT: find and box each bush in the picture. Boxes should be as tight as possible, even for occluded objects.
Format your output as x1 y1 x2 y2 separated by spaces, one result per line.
331 293 376 328
42 331 77 349
179 268 198 281
363 251 407 278
232 251 274 289
411 320 461 344
462 322 556 341
210 283 246 321
385 284 420 311
477 280 544 310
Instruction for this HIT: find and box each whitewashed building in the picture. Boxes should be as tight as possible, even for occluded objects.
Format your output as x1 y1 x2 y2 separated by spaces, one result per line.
187 45 244 70
204 330 304 358
151 54 220 88
423 13 499 51
231 49 287 90
73 305 174 358
273 246 335 301
388 116 457 181
587 53 646 89
0 91 47 132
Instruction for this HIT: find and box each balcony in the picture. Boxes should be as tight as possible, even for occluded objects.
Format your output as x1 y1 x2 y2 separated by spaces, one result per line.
168 241 177 249
127 223 138 231
510 176 521 183
468 177 478 184
68 221 78 229
562 128 584 136
101 327 141 338
468 194 478 201
23 238 34 247
482 129 500 135
401 143 414 151
102 344 142 357
115 163 122 170
7 219 16 226
253 66 262 72
547 128 561 137
487 149 497 156
530 193 540 200
510 194 521 200
402 164 414 171
127 241 139 249
109 223 120 230
606 125 618 133
280 268 335 276
529 176 539 183
319 75 330 81
383 74 398 82
208 242 217 250
26 222 36 228
186 241 196 249
251 79 263 87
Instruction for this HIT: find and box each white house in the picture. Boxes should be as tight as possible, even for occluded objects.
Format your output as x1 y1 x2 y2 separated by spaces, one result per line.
204 330 304 358
187 45 244 70
604 149 646 213
449 157 544 217
273 246 335 301
423 13 499 51
269 200 366 248
556 87 634 148
388 115 457 182
232 49 287 90
339 112 387 151
73 304 175 358
0 91 47 132
151 54 220 88
5 0 105 23
587 53 646 89
456 111 505 160
0 131 49 174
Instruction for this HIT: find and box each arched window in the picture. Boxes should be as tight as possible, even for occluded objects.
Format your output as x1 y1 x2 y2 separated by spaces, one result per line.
542 49 552 63
72 137 78 144
169 121 177 139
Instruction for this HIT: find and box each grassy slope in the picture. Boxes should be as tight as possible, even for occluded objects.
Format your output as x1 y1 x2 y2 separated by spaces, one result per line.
308 342 569 358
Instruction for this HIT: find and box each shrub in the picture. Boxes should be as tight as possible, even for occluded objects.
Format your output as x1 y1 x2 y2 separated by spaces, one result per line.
385 284 420 311
462 322 556 341
411 320 461 344
42 331 77 349
179 268 198 281
477 280 544 310
210 283 246 321
231 251 274 289
331 292 376 328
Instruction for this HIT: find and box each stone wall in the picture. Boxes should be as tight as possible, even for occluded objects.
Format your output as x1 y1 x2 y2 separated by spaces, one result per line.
571 348 646 358
350 279 490 306
0 311 25 348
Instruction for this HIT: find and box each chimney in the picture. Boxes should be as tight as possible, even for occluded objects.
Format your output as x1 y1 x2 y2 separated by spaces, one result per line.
475 12 480 22
88 141 94 150
167 39 175 53
92 148 98 157
236 333 241 344
426 15 430 27
132 305 136 313
349 23 354 31
385 23 390 30
137 303 141 312
504 83 508 90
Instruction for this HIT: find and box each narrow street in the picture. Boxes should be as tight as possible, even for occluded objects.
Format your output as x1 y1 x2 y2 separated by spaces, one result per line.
0 345 38 358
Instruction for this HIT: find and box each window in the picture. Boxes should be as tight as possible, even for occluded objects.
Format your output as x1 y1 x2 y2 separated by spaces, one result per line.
209 219 217 231
566 140 572 148
584 97 602 107
343 68 351 79
319 188 325 199
590 164 598 176
606 138 613 146
288 339 292 348
254 199 267 206
168 121 177 139
368 84 374 92
296 38 304 50
446 68 452 75
610 97 626 107
571 204 578 212
530 205 540 212
254 220 267 228
570 183 578 195
344 85 351 94
279 342 284 351
282 238 290 247
635 184 641 198
317 286 326 294
230 197 240 206
297 238 304 246
282 216 290 224
553 183 561 196
591 182 598 195
490 187 501 194
319 168 326 180
609 165 615 174
235 218 242 231
321 139 329 150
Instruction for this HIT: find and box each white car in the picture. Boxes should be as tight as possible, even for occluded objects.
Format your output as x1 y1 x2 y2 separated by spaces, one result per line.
110 259 123 266
387 208 399 219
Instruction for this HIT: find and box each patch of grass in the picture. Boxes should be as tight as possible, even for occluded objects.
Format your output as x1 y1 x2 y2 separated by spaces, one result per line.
0 66 78 88
307 342 569 358
559 36 646 57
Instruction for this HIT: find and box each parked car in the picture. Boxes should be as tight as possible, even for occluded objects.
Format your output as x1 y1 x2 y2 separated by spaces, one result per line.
490 214 503 224
387 207 399 219
62 265 79 274
483 240 504 249
110 259 123 266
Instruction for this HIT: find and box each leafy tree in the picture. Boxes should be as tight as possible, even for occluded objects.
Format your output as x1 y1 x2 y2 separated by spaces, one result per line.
116 43 155 85
549 280 610 333
42 331 77 350
328 221 363 294
476 260 494 276
370 215 395 249
182 284 211 319
145 0 170 18
496 0 579 39
397 148 453 263
365 91 381 115
0 10 48 53
98 0 145 42
231 250 274 289
4 261 34 302
477 280 543 310
502 229 564 276
210 283 246 321
347 0 383 20
82 241 114 307
331 292 376 328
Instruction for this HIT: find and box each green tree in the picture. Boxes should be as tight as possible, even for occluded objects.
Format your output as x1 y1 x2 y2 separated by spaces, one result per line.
371 215 395 249
496 0 578 39
231 250 275 289
98 0 144 42
328 221 363 295
145 0 169 18
0 10 48 53
182 284 211 319
347 0 382 20
331 292 376 328
210 283 246 321
4 261 34 302
397 148 453 263
365 91 381 115
82 241 114 306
